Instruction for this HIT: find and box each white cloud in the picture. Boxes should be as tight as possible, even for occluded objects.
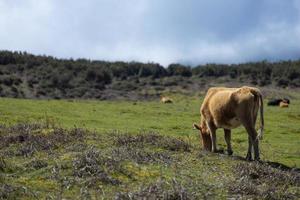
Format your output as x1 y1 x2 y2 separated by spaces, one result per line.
0 0 55 51
0 0 299 65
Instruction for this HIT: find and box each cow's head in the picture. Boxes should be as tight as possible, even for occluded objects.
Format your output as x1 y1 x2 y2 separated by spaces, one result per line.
193 123 212 151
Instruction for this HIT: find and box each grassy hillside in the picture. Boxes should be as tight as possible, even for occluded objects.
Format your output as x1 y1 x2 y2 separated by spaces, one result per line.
0 94 299 199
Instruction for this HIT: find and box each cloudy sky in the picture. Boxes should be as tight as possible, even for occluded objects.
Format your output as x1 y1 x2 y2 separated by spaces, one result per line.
0 0 300 66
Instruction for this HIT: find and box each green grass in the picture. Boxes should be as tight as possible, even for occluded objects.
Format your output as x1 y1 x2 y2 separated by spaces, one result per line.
0 96 200 135
0 94 299 199
0 95 299 167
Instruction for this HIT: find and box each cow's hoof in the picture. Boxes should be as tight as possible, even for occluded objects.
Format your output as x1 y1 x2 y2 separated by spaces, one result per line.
254 157 261 161
246 157 253 161
218 149 224 154
246 154 253 161
227 150 233 156
213 149 224 153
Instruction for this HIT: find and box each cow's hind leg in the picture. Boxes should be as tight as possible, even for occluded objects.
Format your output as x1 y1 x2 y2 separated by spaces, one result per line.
246 135 253 161
252 134 260 160
224 129 233 155
244 125 260 161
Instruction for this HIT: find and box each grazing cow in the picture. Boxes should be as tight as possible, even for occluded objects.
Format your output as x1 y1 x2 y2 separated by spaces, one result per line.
193 86 264 161
160 96 173 103
279 101 289 108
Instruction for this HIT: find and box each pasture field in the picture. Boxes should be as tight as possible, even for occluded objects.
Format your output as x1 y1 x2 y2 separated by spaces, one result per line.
0 93 299 199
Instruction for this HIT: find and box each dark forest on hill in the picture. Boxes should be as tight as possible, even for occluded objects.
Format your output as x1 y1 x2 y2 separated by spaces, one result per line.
0 50 299 100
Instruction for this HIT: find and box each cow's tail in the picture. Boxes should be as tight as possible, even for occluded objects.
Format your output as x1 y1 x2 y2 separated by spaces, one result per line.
248 87 264 140
256 91 264 140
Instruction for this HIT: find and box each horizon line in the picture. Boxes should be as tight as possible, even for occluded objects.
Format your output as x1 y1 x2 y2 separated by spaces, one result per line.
1 49 300 67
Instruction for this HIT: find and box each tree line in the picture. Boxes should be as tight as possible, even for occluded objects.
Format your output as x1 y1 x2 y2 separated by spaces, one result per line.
0 50 299 99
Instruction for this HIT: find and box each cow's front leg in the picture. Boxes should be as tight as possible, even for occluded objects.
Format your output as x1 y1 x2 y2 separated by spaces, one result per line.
207 122 218 153
211 131 218 153
224 129 233 155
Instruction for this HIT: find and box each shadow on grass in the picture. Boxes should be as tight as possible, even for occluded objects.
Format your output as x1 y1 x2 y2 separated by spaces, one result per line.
217 151 300 172
229 160 300 199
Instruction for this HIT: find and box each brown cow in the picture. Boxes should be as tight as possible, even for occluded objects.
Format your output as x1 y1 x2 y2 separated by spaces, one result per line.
279 101 289 108
193 86 264 161
160 96 173 103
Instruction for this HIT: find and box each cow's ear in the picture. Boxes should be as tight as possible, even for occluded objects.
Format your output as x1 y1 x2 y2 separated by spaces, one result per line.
193 123 201 130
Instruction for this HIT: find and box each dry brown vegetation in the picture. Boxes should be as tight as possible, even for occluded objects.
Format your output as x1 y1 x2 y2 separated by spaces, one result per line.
0 123 299 199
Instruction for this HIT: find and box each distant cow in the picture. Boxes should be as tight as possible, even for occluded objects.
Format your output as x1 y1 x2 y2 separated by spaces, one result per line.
160 96 173 103
267 98 290 106
193 86 264 161
279 101 289 108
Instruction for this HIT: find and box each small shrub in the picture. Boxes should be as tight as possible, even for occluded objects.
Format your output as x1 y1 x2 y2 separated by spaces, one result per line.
0 124 85 156
276 78 290 87
111 147 173 164
114 133 191 152
0 184 27 199
115 178 193 200
0 76 13 86
25 159 48 170
72 147 121 185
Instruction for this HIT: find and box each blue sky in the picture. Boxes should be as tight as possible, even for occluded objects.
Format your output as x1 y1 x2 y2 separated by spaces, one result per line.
0 0 299 66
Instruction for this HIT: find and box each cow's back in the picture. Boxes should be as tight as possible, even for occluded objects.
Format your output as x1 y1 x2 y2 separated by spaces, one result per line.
201 87 259 129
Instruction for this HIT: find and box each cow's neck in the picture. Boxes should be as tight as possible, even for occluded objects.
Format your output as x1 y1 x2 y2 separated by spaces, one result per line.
200 118 208 132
